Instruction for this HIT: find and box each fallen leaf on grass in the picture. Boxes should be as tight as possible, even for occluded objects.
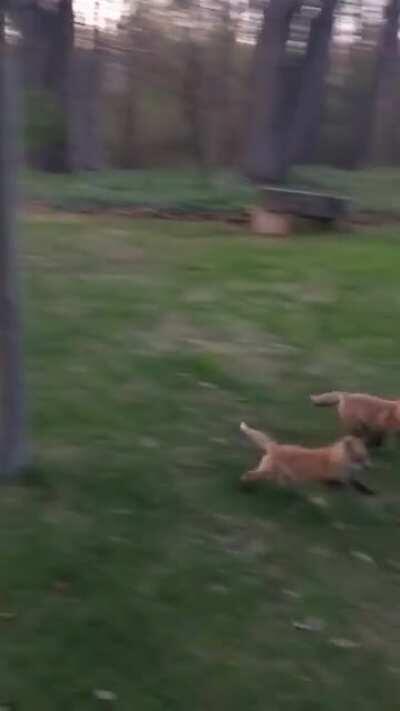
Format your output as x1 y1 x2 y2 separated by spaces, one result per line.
197 381 218 390
0 612 16 621
332 521 350 530
138 436 160 450
109 508 133 517
330 638 360 649
282 588 301 600
52 580 70 594
93 690 117 702
208 583 229 595
351 550 375 565
108 535 131 545
308 496 329 508
293 617 325 632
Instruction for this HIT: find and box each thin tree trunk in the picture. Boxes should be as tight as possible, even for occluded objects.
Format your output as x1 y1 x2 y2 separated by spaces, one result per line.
213 2 236 167
0 13 28 478
88 0 104 170
86 25 104 170
288 0 339 166
182 29 206 166
243 0 301 183
121 58 138 168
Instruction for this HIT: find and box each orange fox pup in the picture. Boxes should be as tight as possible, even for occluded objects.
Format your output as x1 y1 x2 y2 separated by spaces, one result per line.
240 422 374 495
311 391 400 447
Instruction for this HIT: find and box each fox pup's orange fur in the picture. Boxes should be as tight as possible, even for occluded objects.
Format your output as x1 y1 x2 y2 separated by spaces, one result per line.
240 422 374 494
311 391 400 446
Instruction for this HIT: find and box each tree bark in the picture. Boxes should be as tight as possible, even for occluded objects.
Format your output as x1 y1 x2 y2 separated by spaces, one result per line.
365 0 400 165
70 47 104 171
70 0 104 170
288 0 340 165
182 29 207 166
243 0 301 183
44 0 74 172
0 12 28 478
15 0 74 172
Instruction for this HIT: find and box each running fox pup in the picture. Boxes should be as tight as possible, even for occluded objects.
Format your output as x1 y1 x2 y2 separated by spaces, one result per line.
311 391 400 446
240 422 374 494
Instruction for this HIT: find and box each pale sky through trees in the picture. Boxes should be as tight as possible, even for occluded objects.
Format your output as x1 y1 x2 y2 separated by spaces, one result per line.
73 0 386 43
74 0 125 28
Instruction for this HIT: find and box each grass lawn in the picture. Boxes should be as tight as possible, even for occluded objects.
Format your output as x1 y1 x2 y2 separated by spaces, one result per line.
22 166 400 217
3 214 400 709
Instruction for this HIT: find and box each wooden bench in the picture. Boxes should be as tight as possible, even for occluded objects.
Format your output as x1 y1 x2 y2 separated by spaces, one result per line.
251 186 351 236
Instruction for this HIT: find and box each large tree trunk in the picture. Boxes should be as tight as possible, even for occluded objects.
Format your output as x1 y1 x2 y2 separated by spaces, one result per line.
354 0 400 166
16 0 74 172
288 0 339 165
70 2 104 171
43 0 74 172
366 0 400 165
70 47 104 171
0 12 28 478
243 0 301 183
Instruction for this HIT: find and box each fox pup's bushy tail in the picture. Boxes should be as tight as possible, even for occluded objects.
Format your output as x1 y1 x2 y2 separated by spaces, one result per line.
310 392 343 407
240 422 273 452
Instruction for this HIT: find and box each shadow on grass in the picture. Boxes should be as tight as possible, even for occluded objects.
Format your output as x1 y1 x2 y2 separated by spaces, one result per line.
20 462 57 502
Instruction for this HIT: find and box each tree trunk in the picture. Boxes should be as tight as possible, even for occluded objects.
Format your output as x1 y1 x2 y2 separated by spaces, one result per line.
17 0 74 171
44 0 74 172
70 47 104 171
70 2 104 170
208 3 237 167
0 13 28 479
288 0 339 165
85 36 104 170
182 30 207 166
243 0 301 183
366 0 400 165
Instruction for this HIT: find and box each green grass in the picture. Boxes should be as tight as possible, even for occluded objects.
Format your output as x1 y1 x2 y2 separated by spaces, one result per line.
22 166 400 217
3 213 400 709
22 169 254 214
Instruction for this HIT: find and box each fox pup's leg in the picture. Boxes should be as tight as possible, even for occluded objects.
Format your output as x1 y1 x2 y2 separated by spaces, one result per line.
350 478 377 495
240 454 273 487
348 421 384 448
366 430 385 448
323 477 376 495
348 421 368 439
